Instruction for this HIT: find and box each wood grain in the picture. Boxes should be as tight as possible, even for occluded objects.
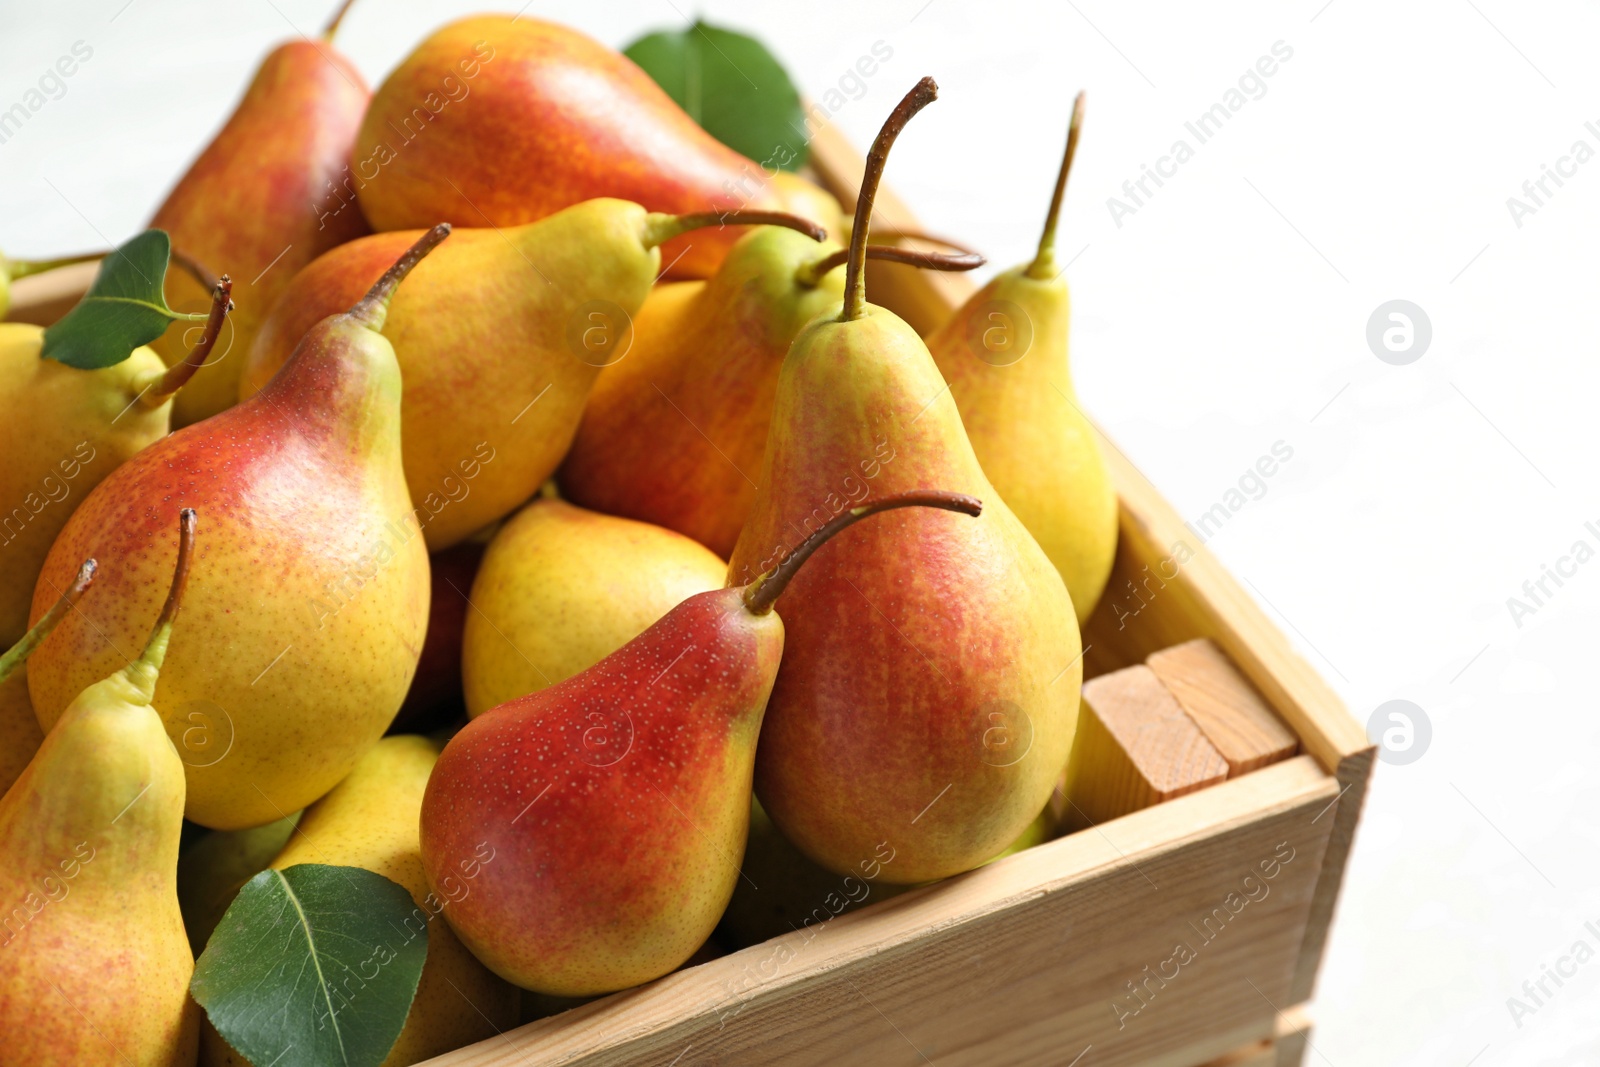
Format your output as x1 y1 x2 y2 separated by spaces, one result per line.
1148 639 1298 777
1198 1005 1311 1067
1273 1004 1313 1067
4 261 100 326
1062 666 1229 831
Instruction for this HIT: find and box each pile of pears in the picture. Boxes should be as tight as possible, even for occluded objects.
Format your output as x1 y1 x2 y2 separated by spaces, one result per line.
0 7 1119 1064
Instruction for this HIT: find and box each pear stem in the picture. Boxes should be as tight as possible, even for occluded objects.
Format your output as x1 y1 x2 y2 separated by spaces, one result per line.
1026 90 1086 281
796 245 984 289
0 559 96 684
139 509 196 673
350 224 452 332
5 250 107 280
841 77 939 322
641 210 827 250
869 228 980 257
143 277 232 408
1 246 214 289
742 490 982 616
322 0 359 40
170 247 220 291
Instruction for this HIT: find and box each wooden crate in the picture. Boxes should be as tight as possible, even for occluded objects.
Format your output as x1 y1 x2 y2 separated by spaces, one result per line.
423 125 1368 1066
5 122 1370 1067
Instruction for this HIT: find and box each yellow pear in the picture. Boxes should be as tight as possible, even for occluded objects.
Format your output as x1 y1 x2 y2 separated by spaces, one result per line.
0 287 228 647
240 203 826 551
0 511 198 1066
200 735 518 1067
927 93 1117 623
462 499 725 717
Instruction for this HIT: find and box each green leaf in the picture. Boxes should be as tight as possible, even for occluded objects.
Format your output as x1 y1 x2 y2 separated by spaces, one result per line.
41 229 185 369
625 20 808 171
191 864 429 1067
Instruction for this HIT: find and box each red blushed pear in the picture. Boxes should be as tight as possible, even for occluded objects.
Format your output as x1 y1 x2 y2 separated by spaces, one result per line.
419 491 980 996
148 0 371 427
0 512 199 1067
352 14 840 279
727 79 1083 884
239 204 826 551
26 228 450 832
560 228 983 559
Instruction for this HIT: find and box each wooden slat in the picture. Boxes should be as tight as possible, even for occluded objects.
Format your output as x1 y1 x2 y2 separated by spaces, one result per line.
1063 666 1228 830
1287 746 1371 1005
1148 639 1298 777
1201 1037 1274 1067
4 261 100 325
424 757 1336 1067
1198 1004 1312 1067
1273 1004 1313 1067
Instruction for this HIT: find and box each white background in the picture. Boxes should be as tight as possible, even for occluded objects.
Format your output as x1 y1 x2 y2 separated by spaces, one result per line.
4 1 1598 1063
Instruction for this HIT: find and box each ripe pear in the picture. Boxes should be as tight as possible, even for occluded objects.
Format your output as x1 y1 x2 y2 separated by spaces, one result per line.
421 490 979 995
201 735 518 1067
0 279 230 647
175 812 300 954
352 15 838 279
0 511 198 1067
463 499 726 717
26 229 449 830
927 93 1116 623
147 4 371 426
0 558 97 794
560 228 982 558
727 80 1083 884
239 203 825 550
